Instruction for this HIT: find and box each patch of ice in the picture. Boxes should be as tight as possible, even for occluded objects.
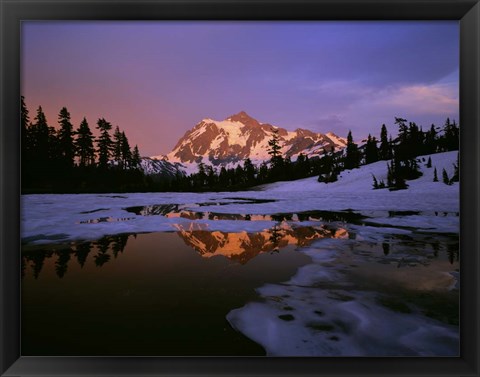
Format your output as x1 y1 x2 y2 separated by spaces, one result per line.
227 237 459 356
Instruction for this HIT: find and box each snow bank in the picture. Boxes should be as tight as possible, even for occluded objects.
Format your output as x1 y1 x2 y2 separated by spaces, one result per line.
227 237 459 356
263 151 458 193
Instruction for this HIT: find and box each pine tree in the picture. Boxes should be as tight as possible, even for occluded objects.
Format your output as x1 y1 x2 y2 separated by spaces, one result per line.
424 124 437 154
57 107 75 168
443 119 459 151
113 126 123 167
120 131 132 169
21 96 32 181
96 118 113 169
227 167 236 186
21 96 30 157
55 249 71 278
267 127 283 169
395 117 408 144
258 161 269 183
372 174 379 189
442 168 450 185
219 166 229 186
32 106 53 166
379 124 391 160
408 122 423 158
365 134 379 164
131 145 141 168
74 242 92 268
344 130 360 169
235 164 245 185
283 156 294 180
295 153 307 178
206 165 217 187
75 117 95 167
243 158 256 184
394 117 409 161
433 167 438 182
196 162 207 188
426 156 432 168
304 155 311 176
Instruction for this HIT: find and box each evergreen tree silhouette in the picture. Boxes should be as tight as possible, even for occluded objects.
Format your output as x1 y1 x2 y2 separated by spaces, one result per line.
120 131 132 169
113 126 123 167
344 130 360 169
32 106 51 166
30 252 47 279
267 128 281 160
196 162 207 188
74 242 92 268
57 107 75 169
75 117 95 167
96 118 113 169
94 237 111 267
267 127 283 174
131 145 141 168
206 165 217 187
21 96 30 160
379 124 392 160
21 96 33 185
258 162 268 183
425 124 437 154
365 134 379 164
218 166 228 187
442 118 459 151
243 158 256 184
55 249 71 278
442 168 450 185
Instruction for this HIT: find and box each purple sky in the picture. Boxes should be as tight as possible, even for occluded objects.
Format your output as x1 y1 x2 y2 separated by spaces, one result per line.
21 21 459 156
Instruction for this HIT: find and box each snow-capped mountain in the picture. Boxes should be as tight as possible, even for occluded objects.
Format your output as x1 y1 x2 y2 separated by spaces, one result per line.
139 157 185 178
149 111 347 174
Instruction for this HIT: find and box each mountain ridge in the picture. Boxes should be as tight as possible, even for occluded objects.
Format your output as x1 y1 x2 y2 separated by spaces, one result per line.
146 111 347 175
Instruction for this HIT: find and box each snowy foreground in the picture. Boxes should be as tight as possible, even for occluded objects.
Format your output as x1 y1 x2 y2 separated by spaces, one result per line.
21 152 459 356
22 151 458 243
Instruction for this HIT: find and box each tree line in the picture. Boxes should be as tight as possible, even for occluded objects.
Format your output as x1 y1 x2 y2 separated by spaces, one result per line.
21 95 459 193
317 117 459 190
22 97 150 193
166 117 459 192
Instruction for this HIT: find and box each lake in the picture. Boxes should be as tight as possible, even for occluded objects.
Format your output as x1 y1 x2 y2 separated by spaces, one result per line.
21 194 459 356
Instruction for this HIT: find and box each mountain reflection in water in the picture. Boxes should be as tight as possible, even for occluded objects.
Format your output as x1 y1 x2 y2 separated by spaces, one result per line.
21 224 347 278
174 223 348 264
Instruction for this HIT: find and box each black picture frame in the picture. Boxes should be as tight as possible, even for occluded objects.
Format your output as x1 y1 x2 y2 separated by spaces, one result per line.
1 0 479 376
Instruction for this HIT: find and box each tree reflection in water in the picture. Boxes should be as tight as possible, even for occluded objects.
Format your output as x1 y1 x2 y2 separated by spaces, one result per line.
21 223 458 279
22 234 130 278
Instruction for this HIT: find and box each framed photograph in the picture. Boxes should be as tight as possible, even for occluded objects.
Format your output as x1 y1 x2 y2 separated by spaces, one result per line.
1 0 479 376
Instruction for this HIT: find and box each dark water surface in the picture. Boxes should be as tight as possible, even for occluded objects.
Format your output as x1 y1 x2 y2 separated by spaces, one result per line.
22 231 313 355
21 213 459 356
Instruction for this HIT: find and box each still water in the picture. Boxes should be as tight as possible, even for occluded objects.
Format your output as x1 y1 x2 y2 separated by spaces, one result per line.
21 210 459 356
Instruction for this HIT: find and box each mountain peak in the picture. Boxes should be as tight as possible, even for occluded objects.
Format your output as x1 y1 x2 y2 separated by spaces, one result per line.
161 112 348 169
226 111 261 127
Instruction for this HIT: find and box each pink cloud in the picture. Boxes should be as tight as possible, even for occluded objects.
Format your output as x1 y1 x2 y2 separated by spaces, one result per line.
372 83 459 115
